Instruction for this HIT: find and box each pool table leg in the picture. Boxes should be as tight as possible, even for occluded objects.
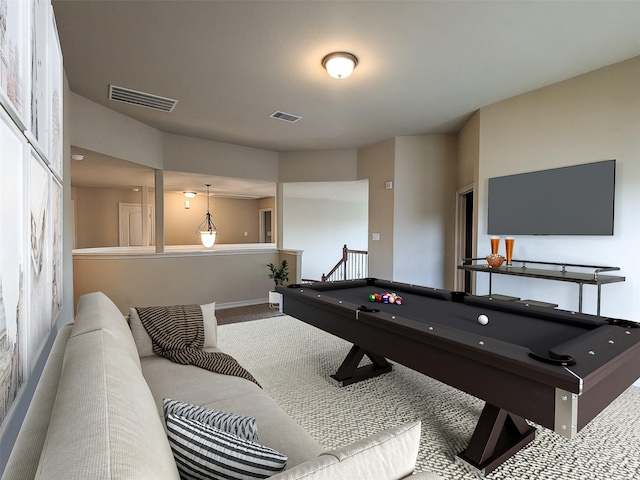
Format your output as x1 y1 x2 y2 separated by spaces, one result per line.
457 403 536 475
330 344 393 386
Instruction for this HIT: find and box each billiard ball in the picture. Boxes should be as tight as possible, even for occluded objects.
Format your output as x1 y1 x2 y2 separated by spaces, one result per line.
477 314 489 325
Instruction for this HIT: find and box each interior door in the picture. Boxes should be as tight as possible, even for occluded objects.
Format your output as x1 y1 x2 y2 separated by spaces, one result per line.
119 203 154 246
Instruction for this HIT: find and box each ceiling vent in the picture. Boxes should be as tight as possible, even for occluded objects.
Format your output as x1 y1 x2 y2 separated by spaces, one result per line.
109 85 178 112
269 110 302 123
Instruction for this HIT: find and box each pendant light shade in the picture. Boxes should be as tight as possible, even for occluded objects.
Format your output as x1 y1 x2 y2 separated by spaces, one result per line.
197 184 217 247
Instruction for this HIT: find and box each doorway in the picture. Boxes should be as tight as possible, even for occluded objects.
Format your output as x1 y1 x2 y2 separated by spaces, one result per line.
259 209 273 243
455 186 474 293
119 203 155 246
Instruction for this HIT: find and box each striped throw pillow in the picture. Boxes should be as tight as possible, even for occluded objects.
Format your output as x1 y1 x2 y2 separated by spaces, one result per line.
163 398 259 442
165 413 287 480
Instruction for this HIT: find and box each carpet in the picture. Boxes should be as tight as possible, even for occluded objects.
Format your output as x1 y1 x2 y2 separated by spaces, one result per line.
217 316 640 480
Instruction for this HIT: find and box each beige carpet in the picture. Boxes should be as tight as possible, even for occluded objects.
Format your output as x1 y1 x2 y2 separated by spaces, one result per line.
218 315 640 480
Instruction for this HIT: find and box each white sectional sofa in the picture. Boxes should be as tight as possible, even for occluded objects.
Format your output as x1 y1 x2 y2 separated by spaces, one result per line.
3 291 443 480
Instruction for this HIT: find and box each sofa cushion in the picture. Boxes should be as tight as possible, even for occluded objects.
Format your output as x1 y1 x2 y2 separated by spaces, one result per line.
34 329 179 480
130 301 217 357
72 291 141 369
141 355 323 468
269 421 422 480
165 413 288 479
163 398 259 442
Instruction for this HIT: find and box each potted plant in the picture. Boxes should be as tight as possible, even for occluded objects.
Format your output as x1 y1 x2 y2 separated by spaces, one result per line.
267 260 289 307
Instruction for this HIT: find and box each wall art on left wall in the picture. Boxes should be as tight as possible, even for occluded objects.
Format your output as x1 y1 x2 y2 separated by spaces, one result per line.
0 0 62 438
28 149 51 376
0 110 27 430
0 0 30 131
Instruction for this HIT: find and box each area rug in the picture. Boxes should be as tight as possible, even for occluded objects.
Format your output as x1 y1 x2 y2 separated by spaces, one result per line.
217 316 640 480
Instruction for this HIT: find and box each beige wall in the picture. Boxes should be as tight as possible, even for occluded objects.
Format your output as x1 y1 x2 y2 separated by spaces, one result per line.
476 56 640 318
355 135 458 286
164 193 269 245
73 248 301 314
456 110 481 289
73 186 273 247
163 133 279 181
72 186 151 248
393 135 458 289
457 110 479 190
70 93 164 169
357 138 396 279
279 150 358 182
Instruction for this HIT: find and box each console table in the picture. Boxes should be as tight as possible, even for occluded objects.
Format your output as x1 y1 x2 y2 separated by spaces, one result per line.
458 259 625 315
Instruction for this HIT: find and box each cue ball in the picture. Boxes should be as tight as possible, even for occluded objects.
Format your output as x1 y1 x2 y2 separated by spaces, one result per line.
477 314 489 325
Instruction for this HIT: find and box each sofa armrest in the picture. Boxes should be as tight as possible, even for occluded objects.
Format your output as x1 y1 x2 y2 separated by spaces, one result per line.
405 472 445 480
270 421 422 479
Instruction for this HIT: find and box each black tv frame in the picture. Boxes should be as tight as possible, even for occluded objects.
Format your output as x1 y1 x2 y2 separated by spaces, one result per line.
487 160 616 236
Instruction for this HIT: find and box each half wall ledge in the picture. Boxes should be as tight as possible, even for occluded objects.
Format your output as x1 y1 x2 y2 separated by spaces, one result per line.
72 245 302 314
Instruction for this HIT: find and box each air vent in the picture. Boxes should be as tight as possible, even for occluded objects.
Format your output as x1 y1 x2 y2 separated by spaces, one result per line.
269 110 302 123
109 85 178 112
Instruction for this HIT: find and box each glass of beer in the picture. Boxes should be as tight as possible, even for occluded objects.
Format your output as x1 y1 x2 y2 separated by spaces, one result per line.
490 236 500 255
505 237 515 265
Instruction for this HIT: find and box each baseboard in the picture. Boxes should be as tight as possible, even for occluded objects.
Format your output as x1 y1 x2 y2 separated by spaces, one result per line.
216 298 268 310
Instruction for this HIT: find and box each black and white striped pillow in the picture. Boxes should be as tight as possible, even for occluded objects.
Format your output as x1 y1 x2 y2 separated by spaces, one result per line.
165 413 287 480
164 398 259 442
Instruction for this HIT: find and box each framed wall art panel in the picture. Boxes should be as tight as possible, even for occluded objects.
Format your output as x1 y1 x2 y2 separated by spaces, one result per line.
0 0 31 130
27 147 51 375
0 109 27 434
50 175 62 322
29 0 49 158
48 6 62 179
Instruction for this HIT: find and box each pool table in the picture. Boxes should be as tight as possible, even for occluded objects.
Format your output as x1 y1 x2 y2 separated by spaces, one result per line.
276 278 640 474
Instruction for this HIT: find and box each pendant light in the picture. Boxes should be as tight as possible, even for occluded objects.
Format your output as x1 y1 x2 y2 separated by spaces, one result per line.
197 184 217 247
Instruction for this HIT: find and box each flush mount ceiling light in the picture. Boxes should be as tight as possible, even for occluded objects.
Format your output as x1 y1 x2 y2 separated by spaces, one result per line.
183 192 196 198
322 52 358 79
71 154 84 161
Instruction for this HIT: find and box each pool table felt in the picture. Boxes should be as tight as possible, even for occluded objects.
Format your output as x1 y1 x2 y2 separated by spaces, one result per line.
317 284 597 354
304 280 640 385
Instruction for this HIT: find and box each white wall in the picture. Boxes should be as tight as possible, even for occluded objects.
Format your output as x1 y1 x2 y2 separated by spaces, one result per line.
393 135 458 288
476 56 640 319
279 150 358 182
282 181 368 281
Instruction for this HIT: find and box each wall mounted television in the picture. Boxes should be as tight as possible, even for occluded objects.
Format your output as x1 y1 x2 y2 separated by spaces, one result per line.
487 160 616 235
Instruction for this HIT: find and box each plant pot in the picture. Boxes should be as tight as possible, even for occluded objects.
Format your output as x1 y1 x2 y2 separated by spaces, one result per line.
269 290 282 309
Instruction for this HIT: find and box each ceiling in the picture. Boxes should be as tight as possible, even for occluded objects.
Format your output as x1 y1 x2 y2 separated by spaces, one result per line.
55 1 640 195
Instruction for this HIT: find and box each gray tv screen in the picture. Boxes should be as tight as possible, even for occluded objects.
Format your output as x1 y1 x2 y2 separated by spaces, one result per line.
487 160 615 235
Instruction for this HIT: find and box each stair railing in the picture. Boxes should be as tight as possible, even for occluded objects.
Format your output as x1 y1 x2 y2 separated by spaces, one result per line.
320 245 368 282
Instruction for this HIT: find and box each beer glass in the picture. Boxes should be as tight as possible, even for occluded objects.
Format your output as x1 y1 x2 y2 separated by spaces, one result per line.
505 237 515 265
490 236 500 255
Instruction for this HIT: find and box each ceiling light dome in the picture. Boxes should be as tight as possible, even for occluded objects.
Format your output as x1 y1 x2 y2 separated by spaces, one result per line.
322 52 358 79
